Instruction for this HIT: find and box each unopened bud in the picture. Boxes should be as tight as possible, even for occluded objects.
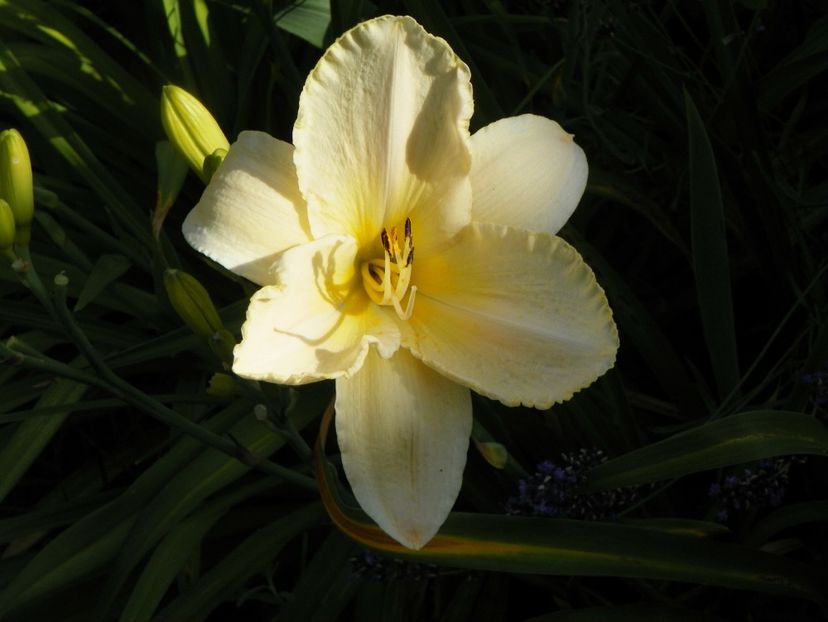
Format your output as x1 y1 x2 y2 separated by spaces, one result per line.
0 129 34 245
163 269 224 338
207 372 236 397
160 85 229 183
0 199 15 258
473 439 509 469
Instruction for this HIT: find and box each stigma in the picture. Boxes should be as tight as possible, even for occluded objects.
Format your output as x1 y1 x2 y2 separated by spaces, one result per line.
361 217 417 320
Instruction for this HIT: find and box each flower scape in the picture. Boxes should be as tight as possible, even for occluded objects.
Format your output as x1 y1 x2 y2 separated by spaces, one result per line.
182 15 618 549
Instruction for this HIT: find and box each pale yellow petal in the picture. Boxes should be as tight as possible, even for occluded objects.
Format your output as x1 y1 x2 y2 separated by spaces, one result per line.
335 348 472 549
406 223 618 408
182 131 311 285
233 235 400 384
294 15 473 256
470 115 587 235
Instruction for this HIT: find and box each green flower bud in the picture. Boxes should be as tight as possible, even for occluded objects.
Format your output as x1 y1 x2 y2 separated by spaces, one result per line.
163 269 224 339
0 198 16 258
207 372 236 397
160 85 230 183
0 129 34 246
473 438 508 469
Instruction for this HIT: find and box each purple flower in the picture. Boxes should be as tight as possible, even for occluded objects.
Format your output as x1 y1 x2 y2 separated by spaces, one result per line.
709 457 801 523
350 550 438 582
507 448 638 520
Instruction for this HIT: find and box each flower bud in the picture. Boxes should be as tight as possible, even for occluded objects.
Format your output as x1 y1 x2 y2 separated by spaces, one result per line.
163 269 224 339
160 85 229 183
0 129 34 246
473 438 508 469
207 372 236 397
0 198 16 258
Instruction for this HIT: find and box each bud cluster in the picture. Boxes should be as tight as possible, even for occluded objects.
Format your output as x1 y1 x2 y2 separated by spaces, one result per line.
0 128 34 255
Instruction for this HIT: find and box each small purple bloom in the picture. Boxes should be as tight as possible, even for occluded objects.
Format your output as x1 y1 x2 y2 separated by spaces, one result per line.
507 448 638 521
710 457 801 524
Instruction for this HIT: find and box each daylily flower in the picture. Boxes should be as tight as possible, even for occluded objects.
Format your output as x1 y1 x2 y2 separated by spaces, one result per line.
182 15 618 549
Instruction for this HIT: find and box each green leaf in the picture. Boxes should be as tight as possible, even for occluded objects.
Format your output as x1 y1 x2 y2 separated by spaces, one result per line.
352 507 828 605
279 531 360 622
0 401 250 616
0 492 118 545
0 40 150 247
758 16 828 108
584 411 828 491
274 0 331 48
0 376 86 503
316 411 828 605
94 391 325 620
747 501 828 547
619 518 730 539
153 503 325 621
74 254 131 311
0 0 157 117
685 89 740 401
118 477 276 622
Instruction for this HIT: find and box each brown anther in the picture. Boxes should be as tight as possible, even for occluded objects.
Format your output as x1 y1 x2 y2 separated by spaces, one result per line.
368 264 382 283
380 229 391 254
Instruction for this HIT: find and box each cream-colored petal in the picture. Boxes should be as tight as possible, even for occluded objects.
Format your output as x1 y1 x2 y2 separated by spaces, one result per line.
233 235 400 384
182 131 312 285
335 347 471 549
406 223 618 408
294 15 473 256
470 115 587 235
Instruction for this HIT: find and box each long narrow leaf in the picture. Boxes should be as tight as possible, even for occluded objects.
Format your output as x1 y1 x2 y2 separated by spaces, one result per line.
584 411 828 491
94 390 326 620
153 503 325 621
0 376 86 503
685 90 739 400
118 477 277 622
0 401 250 616
313 404 827 604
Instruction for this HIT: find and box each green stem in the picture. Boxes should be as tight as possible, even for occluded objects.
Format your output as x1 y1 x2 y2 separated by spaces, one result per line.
236 378 313 461
13 246 58 323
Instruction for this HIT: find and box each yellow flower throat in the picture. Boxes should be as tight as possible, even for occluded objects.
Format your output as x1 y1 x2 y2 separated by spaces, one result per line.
360 217 416 320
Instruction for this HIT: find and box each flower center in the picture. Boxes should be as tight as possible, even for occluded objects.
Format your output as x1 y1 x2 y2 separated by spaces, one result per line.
360 217 416 320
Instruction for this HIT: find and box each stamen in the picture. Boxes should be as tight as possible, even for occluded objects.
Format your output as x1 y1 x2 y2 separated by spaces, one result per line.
361 219 417 321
